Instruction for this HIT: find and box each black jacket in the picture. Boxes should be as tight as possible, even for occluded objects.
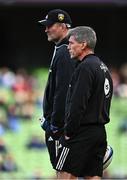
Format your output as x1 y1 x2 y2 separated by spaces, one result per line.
43 38 75 129
65 54 113 137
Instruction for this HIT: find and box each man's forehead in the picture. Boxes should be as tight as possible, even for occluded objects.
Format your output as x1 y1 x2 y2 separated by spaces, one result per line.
46 22 62 28
69 35 76 42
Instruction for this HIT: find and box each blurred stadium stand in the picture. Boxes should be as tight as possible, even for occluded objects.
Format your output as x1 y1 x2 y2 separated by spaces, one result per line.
0 0 127 69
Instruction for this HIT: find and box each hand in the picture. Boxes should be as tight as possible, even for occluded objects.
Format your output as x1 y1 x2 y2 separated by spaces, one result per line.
50 124 59 133
50 124 64 140
39 117 50 131
65 135 70 140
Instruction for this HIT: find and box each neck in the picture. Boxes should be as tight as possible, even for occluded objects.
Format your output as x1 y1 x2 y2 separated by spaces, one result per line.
55 29 68 45
79 49 94 61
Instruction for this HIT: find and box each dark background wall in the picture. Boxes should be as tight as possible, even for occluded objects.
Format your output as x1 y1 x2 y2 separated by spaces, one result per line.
0 2 127 70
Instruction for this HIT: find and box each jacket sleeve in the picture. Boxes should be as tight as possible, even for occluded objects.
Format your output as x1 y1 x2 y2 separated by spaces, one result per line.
65 65 94 137
51 48 74 128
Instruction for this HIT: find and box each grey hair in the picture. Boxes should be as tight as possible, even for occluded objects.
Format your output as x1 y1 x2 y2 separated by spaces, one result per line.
68 26 97 50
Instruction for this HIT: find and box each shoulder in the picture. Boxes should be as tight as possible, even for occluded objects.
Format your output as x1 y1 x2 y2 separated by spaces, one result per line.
82 55 101 71
55 44 71 63
75 55 100 77
56 44 68 55
85 55 100 65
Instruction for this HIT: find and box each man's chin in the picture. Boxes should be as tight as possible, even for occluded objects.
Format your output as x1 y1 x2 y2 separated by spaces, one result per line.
70 55 75 59
47 38 52 42
70 55 78 61
47 37 58 43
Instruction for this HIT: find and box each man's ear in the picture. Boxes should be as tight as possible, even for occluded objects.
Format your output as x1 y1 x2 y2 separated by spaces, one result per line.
81 42 87 50
61 23 67 29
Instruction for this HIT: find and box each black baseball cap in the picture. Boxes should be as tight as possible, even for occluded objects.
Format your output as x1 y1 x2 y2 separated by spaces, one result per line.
38 9 72 28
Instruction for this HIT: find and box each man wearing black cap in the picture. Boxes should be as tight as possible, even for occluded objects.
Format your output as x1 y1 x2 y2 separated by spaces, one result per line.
38 9 75 170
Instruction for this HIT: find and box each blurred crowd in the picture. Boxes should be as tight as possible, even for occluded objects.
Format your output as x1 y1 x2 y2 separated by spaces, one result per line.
0 67 46 176
0 67 41 134
111 63 127 98
0 138 17 172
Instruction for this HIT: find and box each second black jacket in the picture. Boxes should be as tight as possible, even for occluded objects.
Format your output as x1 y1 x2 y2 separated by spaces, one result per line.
65 54 113 137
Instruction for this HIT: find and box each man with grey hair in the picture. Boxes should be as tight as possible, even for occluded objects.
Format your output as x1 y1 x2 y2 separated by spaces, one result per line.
55 26 113 179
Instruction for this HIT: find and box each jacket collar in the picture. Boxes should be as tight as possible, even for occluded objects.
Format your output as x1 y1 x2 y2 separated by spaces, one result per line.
56 37 68 47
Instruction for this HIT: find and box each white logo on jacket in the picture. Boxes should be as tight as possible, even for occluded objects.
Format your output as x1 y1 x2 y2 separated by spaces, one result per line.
104 78 110 96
